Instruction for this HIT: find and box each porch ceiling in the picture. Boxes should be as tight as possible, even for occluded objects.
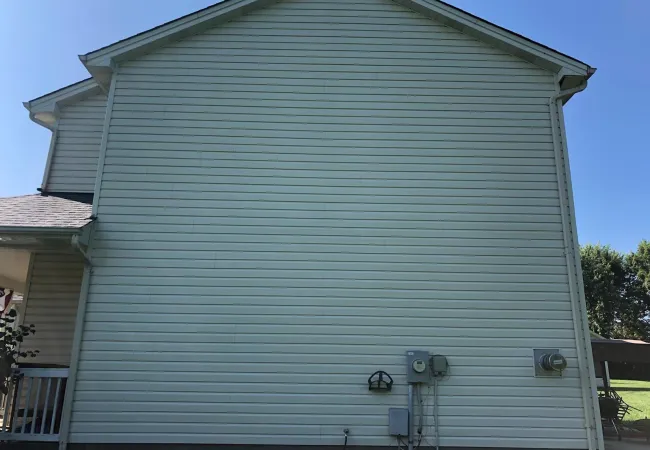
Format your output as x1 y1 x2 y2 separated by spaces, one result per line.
0 248 30 292
0 194 94 288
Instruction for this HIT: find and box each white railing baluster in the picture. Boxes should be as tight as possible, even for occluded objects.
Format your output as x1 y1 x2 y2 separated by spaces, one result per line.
11 376 23 433
50 378 62 434
21 376 33 434
2 377 15 432
1 368 69 441
40 378 52 434
30 378 42 434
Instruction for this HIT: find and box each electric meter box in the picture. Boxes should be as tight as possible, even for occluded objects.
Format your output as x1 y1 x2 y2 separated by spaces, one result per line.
388 408 409 436
430 354 449 377
406 350 431 384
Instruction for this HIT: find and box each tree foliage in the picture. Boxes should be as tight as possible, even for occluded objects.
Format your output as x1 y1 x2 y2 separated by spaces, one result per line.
0 309 38 394
581 241 650 341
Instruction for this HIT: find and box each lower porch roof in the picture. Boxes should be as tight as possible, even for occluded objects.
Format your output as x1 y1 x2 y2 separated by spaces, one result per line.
0 194 92 292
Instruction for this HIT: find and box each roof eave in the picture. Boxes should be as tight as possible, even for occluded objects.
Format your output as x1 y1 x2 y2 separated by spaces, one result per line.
80 0 281 88
0 227 79 249
559 67 597 104
394 0 594 78
0 226 87 236
81 0 594 88
0 227 85 252
22 103 58 131
80 55 116 91
45 0 597 103
23 78 103 130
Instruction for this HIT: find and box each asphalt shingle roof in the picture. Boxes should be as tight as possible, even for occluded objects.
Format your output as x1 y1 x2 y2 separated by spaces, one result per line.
0 194 92 229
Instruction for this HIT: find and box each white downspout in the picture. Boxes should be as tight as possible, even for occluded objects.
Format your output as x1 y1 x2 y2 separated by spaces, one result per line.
549 80 604 450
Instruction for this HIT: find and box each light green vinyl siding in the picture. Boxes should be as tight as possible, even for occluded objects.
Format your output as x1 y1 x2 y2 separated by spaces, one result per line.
46 94 106 194
22 253 83 366
72 0 589 447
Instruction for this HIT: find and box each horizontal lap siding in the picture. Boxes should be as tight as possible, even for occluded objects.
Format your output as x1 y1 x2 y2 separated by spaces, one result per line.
72 0 587 447
47 94 106 193
22 253 83 366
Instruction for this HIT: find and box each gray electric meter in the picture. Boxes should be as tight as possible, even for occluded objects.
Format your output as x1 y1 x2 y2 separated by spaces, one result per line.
406 350 431 384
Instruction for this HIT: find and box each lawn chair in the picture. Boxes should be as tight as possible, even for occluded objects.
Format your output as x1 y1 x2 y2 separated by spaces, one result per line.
599 387 632 440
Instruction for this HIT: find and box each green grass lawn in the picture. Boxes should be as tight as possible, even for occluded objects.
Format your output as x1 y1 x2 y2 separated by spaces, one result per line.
610 379 650 422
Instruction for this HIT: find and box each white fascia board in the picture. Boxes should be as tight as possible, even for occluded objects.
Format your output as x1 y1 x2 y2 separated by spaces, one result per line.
395 0 593 77
81 0 279 87
82 0 593 86
52 0 594 100
23 79 103 130
0 226 85 235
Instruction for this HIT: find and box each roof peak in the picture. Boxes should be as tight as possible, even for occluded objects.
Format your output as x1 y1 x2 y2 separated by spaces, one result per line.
27 0 594 110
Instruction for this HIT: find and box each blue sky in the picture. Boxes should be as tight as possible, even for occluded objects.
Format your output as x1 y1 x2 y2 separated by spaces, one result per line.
0 0 647 252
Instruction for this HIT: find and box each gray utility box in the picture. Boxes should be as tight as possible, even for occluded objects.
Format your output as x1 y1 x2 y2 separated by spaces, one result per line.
388 408 409 436
406 350 431 384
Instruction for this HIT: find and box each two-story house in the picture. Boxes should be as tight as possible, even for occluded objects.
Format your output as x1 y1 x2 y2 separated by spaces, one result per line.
0 0 601 449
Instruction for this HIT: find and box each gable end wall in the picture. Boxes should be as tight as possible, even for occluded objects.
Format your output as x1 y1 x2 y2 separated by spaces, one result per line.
45 93 107 194
70 0 593 447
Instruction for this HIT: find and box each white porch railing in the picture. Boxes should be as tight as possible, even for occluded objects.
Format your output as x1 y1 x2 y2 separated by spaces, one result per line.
1 367 68 442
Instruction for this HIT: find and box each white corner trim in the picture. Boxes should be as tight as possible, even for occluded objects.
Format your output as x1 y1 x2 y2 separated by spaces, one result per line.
58 67 114 443
57 257 93 450
548 82 603 450
91 67 118 217
555 96 605 450
40 128 59 192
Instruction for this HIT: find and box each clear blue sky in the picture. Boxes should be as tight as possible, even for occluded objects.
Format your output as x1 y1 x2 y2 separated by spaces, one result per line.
1 1 648 252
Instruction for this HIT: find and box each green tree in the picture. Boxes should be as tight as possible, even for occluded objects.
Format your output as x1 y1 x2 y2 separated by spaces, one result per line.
580 242 650 341
580 244 625 338
0 309 37 394
629 240 650 291
625 240 650 338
